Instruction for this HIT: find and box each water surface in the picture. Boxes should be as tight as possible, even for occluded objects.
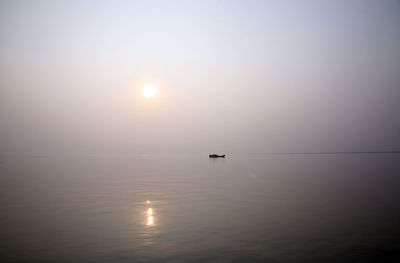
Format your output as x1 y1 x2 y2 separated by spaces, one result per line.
1 154 399 262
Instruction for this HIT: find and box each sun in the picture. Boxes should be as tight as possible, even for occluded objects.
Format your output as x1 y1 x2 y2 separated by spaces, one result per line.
143 85 158 99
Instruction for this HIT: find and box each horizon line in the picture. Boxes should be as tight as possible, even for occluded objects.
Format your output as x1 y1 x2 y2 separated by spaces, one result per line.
249 151 400 155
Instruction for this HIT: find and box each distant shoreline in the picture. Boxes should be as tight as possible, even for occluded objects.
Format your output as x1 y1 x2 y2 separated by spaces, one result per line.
250 151 400 155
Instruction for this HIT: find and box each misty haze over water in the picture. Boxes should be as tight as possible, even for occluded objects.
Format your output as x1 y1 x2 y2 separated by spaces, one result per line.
1 0 400 156
1 0 400 262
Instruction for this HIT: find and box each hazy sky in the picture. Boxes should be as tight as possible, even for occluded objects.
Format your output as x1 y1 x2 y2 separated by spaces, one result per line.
1 0 400 155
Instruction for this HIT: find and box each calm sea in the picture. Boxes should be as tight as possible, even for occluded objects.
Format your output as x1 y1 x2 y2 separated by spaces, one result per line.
1 154 399 262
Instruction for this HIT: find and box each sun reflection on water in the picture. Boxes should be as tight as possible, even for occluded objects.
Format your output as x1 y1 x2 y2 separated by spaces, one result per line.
145 201 155 226
147 215 154 225
147 208 153 215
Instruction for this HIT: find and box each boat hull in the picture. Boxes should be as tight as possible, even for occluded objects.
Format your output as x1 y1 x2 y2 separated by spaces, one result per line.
209 154 225 158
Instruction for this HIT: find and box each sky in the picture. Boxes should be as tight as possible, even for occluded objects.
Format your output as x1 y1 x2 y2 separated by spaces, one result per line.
1 0 400 155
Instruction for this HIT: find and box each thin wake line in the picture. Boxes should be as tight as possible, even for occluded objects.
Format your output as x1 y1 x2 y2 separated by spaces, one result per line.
250 151 400 155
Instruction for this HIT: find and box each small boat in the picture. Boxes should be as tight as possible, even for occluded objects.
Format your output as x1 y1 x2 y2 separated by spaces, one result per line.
209 154 226 158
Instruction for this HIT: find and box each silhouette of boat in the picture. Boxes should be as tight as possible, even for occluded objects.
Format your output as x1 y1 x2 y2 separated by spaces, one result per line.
209 154 226 158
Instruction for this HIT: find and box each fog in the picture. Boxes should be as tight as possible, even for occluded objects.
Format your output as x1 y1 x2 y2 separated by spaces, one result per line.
1 0 400 156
